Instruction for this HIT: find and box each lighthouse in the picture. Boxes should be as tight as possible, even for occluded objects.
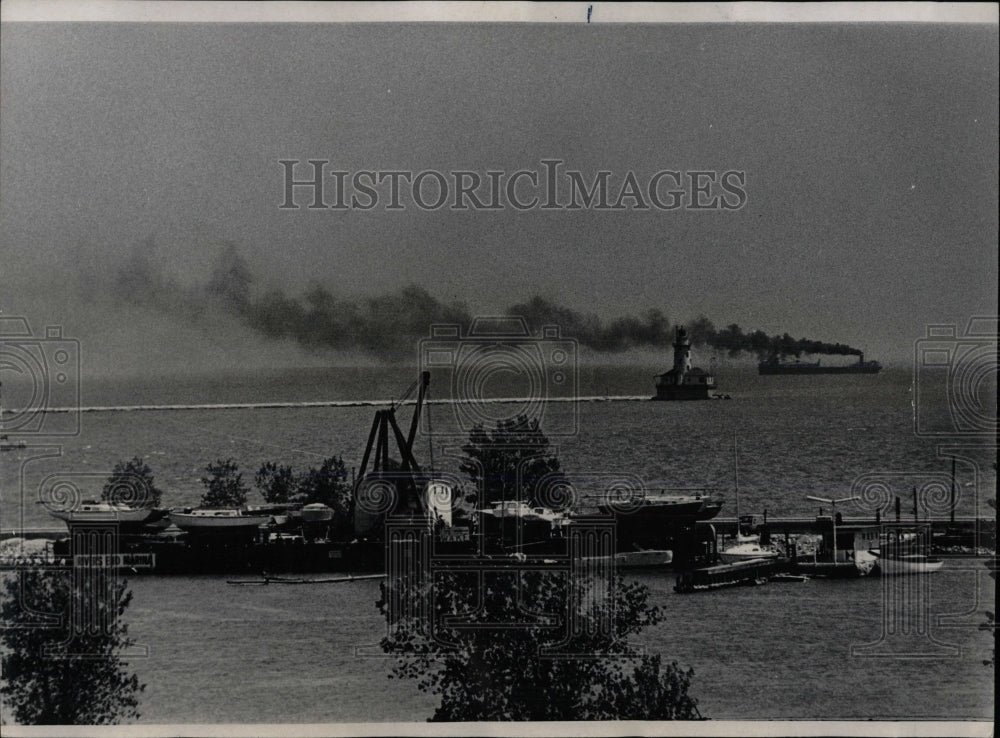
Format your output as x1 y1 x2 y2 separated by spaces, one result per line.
673 327 693 374
652 326 716 400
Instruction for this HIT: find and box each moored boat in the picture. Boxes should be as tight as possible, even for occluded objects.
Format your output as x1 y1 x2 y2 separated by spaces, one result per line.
48 500 167 528
602 491 722 550
599 491 722 522
718 437 778 564
719 535 780 564
298 503 335 523
582 548 673 569
869 550 944 575
169 508 273 532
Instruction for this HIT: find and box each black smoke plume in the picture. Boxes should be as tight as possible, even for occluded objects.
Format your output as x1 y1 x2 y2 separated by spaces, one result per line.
112 242 865 361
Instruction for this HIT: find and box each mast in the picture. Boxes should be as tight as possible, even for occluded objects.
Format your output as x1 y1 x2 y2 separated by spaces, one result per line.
734 433 741 539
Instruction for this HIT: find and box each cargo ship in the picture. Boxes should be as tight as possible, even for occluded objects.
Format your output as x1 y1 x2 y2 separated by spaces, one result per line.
758 352 881 375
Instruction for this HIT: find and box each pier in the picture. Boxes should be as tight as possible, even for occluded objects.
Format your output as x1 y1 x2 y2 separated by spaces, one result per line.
706 515 995 552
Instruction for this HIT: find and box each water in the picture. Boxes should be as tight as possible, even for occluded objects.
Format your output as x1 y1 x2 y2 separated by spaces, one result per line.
123 565 994 723
1 365 995 721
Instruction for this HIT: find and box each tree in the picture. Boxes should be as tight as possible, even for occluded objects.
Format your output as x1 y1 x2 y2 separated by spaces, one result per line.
255 461 298 504
0 569 145 724
296 455 351 513
982 495 996 668
101 457 163 508
199 458 249 508
255 456 351 511
254 456 353 537
377 569 700 721
459 415 561 508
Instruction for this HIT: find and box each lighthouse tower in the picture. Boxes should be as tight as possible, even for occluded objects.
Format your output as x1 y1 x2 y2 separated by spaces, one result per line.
653 326 716 400
673 327 693 375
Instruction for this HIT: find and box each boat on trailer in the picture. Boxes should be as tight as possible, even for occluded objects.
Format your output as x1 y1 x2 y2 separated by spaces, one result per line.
48 500 167 528
169 508 273 533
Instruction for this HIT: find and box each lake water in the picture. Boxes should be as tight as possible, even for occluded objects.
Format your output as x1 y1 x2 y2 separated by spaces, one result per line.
1 365 996 721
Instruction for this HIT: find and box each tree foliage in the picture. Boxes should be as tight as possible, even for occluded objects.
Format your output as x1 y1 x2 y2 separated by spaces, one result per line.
982 495 996 668
255 456 353 536
199 458 249 508
101 456 163 508
459 415 561 508
254 461 298 504
377 570 700 721
255 455 351 512
293 456 352 513
0 569 145 724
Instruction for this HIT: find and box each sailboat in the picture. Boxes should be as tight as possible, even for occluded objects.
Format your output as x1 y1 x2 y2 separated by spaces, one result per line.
719 435 779 564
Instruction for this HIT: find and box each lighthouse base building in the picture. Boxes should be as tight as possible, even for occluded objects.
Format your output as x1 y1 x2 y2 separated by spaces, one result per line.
653 327 716 401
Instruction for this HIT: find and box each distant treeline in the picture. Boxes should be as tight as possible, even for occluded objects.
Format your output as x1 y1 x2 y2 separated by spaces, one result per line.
114 242 863 360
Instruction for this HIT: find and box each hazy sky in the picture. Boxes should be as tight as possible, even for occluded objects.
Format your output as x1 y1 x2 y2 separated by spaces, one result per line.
1 21 997 373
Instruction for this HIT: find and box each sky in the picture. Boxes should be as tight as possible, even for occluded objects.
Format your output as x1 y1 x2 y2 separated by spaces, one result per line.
1 19 997 376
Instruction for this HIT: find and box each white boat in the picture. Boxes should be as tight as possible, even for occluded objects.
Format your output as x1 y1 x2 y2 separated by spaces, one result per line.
869 550 944 575
169 508 273 532
720 535 780 564
719 436 780 565
298 503 334 523
583 549 673 569
48 501 165 527
483 500 567 524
